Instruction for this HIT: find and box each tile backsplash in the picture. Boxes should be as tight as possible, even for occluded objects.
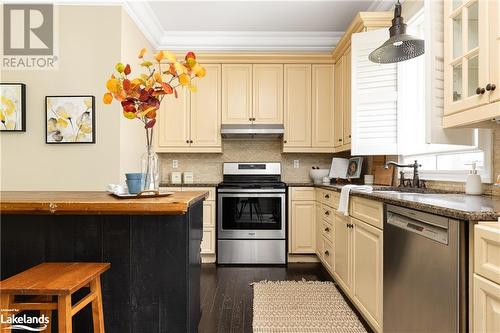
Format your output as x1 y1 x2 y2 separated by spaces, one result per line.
159 139 334 183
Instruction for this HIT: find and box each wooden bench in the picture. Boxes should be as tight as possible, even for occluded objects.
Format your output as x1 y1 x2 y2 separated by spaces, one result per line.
0 262 110 333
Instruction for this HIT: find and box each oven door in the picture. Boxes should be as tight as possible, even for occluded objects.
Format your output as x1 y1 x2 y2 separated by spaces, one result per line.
217 191 286 239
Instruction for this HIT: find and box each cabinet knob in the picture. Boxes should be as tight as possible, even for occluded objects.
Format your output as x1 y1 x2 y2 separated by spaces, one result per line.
190 140 193 143
324 250 330 256
325 227 330 232
325 194 330 199
349 135 351 138
186 140 189 143
338 139 342 142
284 140 287 144
324 210 330 216
476 87 486 95
486 83 496 91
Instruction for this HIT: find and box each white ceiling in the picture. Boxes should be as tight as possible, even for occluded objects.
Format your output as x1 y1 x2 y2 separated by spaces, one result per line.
124 0 394 52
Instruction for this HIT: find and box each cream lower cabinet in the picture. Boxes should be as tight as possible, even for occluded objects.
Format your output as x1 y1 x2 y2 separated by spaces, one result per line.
473 223 500 331
156 64 221 152
289 187 316 254
334 212 352 291
352 217 383 332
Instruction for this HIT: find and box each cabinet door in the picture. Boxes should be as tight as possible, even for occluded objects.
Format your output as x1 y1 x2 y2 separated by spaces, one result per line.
253 64 284 124
201 227 215 254
284 64 312 148
290 201 316 254
444 0 490 115
334 212 352 291
222 64 252 124
312 65 335 148
490 0 500 103
334 58 344 147
156 87 190 148
343 48 352 144
473 274 500 333
352 218 383 328
315 202 322 257
190 64 221 147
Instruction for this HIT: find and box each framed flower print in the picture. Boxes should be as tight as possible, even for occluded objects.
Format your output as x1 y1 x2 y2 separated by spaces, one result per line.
45 95 95 144
0 83 26 132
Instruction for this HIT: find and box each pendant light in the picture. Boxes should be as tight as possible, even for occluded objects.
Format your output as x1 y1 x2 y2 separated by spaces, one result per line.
369 0 425 63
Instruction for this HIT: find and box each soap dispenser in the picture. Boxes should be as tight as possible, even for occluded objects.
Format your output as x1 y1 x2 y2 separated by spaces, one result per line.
465 162 483 195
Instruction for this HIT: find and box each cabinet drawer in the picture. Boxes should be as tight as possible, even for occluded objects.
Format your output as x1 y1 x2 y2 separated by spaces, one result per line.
203 200 216 227
322 220 333 243
201 227 216 254
473 273 500 333
185 187 215 201
290 187 316 201
320 204 334 224
475 224 500 284
350 196 383 229
322 236 334 272
318 189 339 209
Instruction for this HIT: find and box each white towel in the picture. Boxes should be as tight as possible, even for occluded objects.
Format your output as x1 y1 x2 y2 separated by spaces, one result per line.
337 185 373 216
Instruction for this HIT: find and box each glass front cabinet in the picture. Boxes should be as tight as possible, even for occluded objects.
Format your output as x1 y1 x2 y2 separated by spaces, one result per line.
444 0 499 126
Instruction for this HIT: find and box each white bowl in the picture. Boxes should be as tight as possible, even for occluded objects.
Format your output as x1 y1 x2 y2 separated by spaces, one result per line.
309 169 330 184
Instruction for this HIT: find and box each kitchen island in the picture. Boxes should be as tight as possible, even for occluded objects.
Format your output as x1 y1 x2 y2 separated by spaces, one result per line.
0 191 208 333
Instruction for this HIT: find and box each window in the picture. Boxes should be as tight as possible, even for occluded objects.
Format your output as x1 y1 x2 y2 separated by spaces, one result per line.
398 5 493 183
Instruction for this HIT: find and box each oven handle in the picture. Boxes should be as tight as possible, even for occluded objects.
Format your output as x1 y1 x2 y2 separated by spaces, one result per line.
217 188 286 193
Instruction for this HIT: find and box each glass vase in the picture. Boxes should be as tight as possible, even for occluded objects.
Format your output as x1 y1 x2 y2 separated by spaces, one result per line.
141 145 160 192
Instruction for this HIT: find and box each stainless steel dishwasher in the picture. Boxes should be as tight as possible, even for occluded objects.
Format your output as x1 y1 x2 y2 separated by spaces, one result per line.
384 204 467 333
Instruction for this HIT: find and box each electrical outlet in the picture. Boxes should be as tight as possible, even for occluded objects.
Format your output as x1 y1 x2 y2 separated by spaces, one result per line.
293 160 300 169
172 160 178 169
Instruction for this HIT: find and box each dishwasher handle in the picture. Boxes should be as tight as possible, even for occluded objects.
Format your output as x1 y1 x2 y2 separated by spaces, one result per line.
386 210 449 245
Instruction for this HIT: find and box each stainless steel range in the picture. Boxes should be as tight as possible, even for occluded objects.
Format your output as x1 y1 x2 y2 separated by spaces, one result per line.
217 162 286 264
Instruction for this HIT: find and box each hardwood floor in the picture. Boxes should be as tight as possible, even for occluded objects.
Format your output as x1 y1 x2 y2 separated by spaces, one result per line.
198 263 372 333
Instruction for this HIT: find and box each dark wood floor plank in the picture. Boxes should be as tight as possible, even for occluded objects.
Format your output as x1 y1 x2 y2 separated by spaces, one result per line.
198 263 372 333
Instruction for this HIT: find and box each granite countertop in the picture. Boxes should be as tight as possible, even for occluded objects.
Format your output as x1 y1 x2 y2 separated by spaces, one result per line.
0 191 209 215
160 183 219 187
288 183 500 222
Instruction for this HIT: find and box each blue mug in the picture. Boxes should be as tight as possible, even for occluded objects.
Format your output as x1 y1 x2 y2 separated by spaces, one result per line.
126 179 142 194
125 173 143 180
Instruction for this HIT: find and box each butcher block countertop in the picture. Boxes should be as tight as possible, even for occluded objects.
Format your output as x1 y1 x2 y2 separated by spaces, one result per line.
0 191 208 215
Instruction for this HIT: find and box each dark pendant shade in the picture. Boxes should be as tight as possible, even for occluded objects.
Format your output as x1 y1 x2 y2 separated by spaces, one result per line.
369 1 425 64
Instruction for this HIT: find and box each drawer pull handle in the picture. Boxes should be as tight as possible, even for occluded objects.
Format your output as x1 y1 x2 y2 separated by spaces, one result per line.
324 250 330 256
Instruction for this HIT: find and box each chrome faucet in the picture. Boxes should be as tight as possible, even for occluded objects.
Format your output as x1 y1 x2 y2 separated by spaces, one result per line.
384 160 423 188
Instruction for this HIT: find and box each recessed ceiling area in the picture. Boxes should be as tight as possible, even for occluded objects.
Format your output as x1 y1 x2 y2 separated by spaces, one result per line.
125 1 394 51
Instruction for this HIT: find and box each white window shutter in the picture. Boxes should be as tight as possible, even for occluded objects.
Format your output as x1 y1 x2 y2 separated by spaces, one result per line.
351 29 399 155
424 0 474 145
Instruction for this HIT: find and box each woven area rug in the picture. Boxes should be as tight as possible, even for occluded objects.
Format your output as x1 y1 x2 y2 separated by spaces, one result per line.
252 280 368 333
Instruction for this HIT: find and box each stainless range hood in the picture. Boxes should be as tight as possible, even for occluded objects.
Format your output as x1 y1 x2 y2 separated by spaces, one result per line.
221 124 284 139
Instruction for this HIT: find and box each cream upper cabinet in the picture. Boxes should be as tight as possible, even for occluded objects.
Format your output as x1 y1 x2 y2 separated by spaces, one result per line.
156 87 190 148
334 58 344 147
253 64 284 124
343 48 352 144
312 64 335 148
190 64 221 147
444 0 494 116
443 0 500 127
156 64 222 152
352 217 383 331
222 64 252 124
284 64 312 148
334 212 352 291
490 0 500 103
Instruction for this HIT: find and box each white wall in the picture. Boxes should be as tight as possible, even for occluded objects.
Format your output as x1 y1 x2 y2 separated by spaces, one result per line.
0 6 151 190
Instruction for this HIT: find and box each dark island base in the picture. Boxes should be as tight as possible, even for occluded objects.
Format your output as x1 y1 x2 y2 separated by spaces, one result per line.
1 201 202 333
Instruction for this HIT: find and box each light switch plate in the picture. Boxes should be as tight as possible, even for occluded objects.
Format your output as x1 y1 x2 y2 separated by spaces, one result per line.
172 160 178 169
293 160 300 169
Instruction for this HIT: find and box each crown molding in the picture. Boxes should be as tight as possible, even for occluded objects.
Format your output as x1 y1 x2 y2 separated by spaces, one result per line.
367 0 395 12
123 1 343 52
